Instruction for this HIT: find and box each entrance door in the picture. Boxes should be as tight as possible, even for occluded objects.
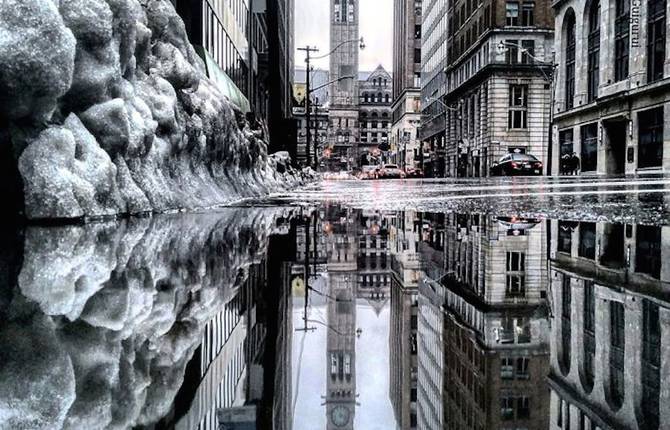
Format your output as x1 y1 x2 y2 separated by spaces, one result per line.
605 121 627 175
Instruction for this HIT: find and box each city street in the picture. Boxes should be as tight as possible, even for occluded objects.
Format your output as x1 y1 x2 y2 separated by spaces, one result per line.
2 0 670 428
272 175 670 225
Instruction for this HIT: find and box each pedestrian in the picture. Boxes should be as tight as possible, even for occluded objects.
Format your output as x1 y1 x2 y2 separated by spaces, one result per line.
561 153 571 175
570 152 580 175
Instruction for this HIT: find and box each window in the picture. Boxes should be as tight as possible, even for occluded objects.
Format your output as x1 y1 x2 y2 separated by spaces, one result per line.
647 0 666 82
501 357 515 379
506 2 520 25
642 300 661 430
564 10 576 109
583 282 595 390
587 0 600 102
614 0 630 81
522 2 535 25
516 357 530 379
558 220 573 253
579 222 596 259
505 39 519 63
506 252 526 297
638 107 664 169
636 225 662 278
580 123 598 172
521 40 535 64
609 301 625 408
561 276 572 373
508 85 528 129
500 397 515 420
517 396 530 418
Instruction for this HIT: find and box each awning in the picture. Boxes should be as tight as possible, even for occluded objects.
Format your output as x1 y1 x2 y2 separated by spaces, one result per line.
196 46 250 113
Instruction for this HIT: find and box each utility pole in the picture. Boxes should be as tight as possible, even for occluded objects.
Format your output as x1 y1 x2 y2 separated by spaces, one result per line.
298 46 319 168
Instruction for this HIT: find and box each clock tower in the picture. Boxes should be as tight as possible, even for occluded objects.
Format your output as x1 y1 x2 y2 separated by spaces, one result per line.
324 207 358 429
328 0 360 172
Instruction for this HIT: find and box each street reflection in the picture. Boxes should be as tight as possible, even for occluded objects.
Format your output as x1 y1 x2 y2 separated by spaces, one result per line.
0 206 668 429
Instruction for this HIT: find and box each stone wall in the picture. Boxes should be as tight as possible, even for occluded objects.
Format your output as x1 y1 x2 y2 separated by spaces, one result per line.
0 0 306 220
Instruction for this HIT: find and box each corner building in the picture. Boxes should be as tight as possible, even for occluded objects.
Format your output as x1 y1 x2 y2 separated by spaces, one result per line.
552 0 670 175
443 0 554 177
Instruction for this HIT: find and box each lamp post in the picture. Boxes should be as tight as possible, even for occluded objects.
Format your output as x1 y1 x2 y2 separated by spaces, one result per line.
298 38 365 171
497 41 556 174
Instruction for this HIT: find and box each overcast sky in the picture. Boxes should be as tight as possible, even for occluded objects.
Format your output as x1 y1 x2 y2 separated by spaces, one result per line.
294 0 393 73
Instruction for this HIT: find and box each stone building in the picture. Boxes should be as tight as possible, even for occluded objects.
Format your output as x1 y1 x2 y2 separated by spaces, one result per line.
293 105 330 167
419 0 449 176
551 0 670 175
389 211 423 430
392 0 423 170
442 0 554 177
548 220 670 429
328 0 362 171
358 67 394 165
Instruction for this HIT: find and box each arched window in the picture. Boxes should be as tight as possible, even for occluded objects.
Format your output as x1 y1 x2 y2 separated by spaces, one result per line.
609 301 625 409
377 92 382 103
614 0 630 81
385 94 390 103
641 300 661 429
647 0 666 82
582 282 595 391
560 276 572 375
587 0 600 102
564 10 576 109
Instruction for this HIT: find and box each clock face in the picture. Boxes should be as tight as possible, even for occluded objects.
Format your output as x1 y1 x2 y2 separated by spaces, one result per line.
331 405 351 427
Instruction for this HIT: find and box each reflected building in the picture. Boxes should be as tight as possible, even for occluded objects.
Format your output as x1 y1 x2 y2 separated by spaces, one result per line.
548 221 670 430
417 213 551 429
389 211 423 429
323 205 359 429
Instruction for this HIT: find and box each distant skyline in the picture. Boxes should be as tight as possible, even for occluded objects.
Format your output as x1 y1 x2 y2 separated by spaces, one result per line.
294 0 393 73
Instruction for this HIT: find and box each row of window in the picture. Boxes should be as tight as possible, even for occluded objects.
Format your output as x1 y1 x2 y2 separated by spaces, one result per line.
203 4 247 94
361 93 392 104
563 0 665 109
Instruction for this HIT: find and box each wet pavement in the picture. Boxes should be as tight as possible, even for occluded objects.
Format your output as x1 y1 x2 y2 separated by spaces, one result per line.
1 177 669 430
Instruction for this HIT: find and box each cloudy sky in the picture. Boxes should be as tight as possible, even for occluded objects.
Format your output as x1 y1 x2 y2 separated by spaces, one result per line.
294 0 393 72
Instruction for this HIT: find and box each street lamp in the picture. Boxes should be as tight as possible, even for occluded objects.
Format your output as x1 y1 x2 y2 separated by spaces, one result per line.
497 40 557 174
298 37 365 170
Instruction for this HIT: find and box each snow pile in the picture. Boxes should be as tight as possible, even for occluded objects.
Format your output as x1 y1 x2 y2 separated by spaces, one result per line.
0 208 294 429
0 0 308 220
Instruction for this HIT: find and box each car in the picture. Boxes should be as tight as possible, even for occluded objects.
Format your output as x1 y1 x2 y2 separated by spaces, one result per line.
378 164 406 179
490 154 543 176
404 167 424 178
358 165 380 180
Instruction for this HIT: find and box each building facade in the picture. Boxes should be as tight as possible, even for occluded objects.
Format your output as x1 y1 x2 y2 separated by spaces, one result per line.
328 0 361 171
392 0 424 170
442 0 554 177
174 0 295 156
552 0 670 175
548 220 670 429
358 67 394 165
419 0 449 176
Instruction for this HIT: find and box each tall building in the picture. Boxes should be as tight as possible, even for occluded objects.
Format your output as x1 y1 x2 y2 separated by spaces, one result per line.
267 0 297 156
358 67 394 166
392 0 423 170
174 0 295 156
418 0 449 176
442 0 554 177
328 0 361 171
551 0 670 175
548 220 670 429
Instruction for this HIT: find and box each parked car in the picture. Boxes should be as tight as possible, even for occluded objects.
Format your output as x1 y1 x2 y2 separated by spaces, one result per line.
404 167 424 178
378 164 406 179
490 154 543 176
358 165 380 180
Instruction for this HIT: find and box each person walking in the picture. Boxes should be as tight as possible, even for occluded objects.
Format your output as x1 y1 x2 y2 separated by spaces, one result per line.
570 152 580 175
